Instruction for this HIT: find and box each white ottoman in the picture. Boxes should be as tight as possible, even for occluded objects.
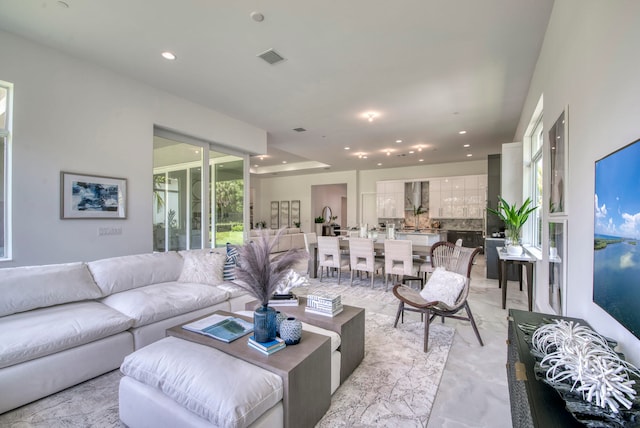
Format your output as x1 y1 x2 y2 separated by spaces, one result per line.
119 336 284 428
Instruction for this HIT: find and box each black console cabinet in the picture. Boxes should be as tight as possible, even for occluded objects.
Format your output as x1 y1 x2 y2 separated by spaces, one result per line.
507 309 586 428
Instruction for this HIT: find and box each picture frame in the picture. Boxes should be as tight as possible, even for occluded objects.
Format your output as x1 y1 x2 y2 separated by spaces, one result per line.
549 107 568 215
270 201 279 229
280 200 290 228
61 172 127 219
290 200 300 226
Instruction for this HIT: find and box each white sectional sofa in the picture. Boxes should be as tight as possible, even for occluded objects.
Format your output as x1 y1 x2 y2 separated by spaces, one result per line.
249 228 306 253
0 247 255 414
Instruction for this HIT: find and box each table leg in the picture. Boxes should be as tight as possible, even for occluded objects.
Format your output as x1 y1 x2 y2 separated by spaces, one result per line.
518 266 523 291
526 262 534 311
310 246 319 279
500 260 508 309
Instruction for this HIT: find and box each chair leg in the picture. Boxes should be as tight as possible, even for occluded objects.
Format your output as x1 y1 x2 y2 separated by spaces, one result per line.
320 266 324 282
465 302 484 346
423 308 431 353
393 301 404 328
337 267 341 284
350 270 354 286
370 271 375 288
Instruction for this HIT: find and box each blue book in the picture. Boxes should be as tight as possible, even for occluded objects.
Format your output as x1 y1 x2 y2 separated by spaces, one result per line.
248 340 286 355
183 314 253 343
248 336 285 351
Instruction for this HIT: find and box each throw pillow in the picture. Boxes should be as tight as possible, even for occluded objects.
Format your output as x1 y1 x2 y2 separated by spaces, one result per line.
178 250 225 286
223 243 239 281
419 266 467 307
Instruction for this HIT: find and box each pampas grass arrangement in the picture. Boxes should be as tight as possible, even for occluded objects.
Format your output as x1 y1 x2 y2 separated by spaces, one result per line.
234 228 307 306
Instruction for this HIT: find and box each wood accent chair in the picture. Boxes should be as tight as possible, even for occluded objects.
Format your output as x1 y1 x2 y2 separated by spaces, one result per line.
392 241 483 352
418 238 463 281
348 237 384 288
317 236 349 284
383 239 423 291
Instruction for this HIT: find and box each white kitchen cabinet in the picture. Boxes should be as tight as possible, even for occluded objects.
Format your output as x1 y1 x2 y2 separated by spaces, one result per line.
376 181 404 218
430 175 487 219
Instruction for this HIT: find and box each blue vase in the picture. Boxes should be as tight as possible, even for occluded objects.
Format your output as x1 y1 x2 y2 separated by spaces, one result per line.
253 305 277 343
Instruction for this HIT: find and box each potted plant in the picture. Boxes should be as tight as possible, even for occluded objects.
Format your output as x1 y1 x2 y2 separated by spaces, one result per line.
487 196 537 255
314 216 325 236
408 200 426 231
234 228 306 343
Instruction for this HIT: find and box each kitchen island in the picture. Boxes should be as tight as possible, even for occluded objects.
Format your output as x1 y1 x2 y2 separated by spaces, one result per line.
395 230 447 246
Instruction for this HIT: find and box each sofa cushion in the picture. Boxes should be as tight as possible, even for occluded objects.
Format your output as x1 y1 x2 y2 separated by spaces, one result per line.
216 281 249 299
100 282 229 328
177 249 225 286
419 266 467 307
0 262 103 317
121 336 283 428
88 252 184 295
0 301 133 369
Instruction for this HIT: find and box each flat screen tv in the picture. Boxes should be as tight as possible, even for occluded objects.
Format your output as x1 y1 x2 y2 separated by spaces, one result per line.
593 137 640 339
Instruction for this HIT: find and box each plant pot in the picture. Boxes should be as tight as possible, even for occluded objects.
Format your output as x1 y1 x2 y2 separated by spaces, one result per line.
507 245 523 256
550 247 558 258
253 305 277 343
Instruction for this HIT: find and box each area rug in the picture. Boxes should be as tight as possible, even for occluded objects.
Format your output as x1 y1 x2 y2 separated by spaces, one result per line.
0 280 454 428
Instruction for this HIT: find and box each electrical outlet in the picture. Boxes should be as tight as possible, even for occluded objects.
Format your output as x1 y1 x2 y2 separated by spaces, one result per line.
98 227 122 236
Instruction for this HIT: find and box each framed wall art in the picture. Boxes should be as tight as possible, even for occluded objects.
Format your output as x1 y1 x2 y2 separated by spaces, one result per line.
549 108 568 215
290 200 300 226
270 201 279 229
60 172 127 219
280 200 290 228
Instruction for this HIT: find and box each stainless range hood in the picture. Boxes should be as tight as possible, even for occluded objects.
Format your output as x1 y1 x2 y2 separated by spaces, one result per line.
405 181 422 210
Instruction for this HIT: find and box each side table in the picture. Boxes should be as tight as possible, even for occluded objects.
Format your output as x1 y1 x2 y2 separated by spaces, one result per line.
497 247 536 311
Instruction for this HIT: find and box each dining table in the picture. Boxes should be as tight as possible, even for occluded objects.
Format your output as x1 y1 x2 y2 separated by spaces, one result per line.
307 238 431 279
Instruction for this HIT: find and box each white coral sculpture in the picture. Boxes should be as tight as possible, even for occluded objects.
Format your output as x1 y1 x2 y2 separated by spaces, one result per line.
531 320 640 413
274 269 309 295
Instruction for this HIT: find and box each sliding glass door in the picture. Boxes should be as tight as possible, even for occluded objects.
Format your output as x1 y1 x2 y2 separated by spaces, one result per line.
153 130 247 251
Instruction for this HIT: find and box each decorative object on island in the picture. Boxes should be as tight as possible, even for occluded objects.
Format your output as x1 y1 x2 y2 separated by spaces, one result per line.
279 317 303 345
523 318 640 423
487 196 537 256
306 292 343 317
314 216 325 237
234 228 306 343
408 200 425 231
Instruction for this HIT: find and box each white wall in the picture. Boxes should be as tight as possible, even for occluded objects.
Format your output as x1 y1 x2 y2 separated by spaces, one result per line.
500 142 523 205
514 1 640 363
252 160 487 232
0 30 266 267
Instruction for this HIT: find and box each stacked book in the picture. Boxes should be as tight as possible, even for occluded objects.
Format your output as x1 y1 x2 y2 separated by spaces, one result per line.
305 292 343 317
248 336 286 355
268 293 299 306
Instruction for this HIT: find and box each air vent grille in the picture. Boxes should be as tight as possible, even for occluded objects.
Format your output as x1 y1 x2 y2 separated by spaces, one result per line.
258 49 285 65
293 127 306 132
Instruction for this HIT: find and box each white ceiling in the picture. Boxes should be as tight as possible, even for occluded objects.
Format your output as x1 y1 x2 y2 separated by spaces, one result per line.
0 0 554 176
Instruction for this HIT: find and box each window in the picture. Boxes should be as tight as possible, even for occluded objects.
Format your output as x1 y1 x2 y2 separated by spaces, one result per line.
531 118 543 248
0 81 12 260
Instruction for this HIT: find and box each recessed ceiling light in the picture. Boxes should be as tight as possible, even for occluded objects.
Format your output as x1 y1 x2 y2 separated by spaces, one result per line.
466 153 473 157
463 144 470 148
377 163 382 166
344 147 350 150
362 111 379 122
395 139 402 143
459 130 467 135
419 159 424 162
282 161 287 164
161 51 176 60
254 164 258 168
409 150 415 154
363 156 368 159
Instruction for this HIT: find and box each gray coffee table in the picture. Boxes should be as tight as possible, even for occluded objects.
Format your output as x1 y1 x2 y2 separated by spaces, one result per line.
246 297 365 384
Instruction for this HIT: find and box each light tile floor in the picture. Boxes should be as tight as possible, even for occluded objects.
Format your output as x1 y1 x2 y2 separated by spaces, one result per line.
426 254 528 428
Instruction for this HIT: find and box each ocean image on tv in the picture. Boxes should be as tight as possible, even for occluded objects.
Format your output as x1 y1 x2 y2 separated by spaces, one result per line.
593 139 640 339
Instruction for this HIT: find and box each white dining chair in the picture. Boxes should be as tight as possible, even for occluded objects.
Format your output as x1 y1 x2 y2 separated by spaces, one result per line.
348 237 384 288
317 236 350 284
383 239 423 291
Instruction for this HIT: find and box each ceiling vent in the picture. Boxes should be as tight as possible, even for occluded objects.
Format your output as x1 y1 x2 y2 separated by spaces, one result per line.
257 49 285 65
293 127 306 132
